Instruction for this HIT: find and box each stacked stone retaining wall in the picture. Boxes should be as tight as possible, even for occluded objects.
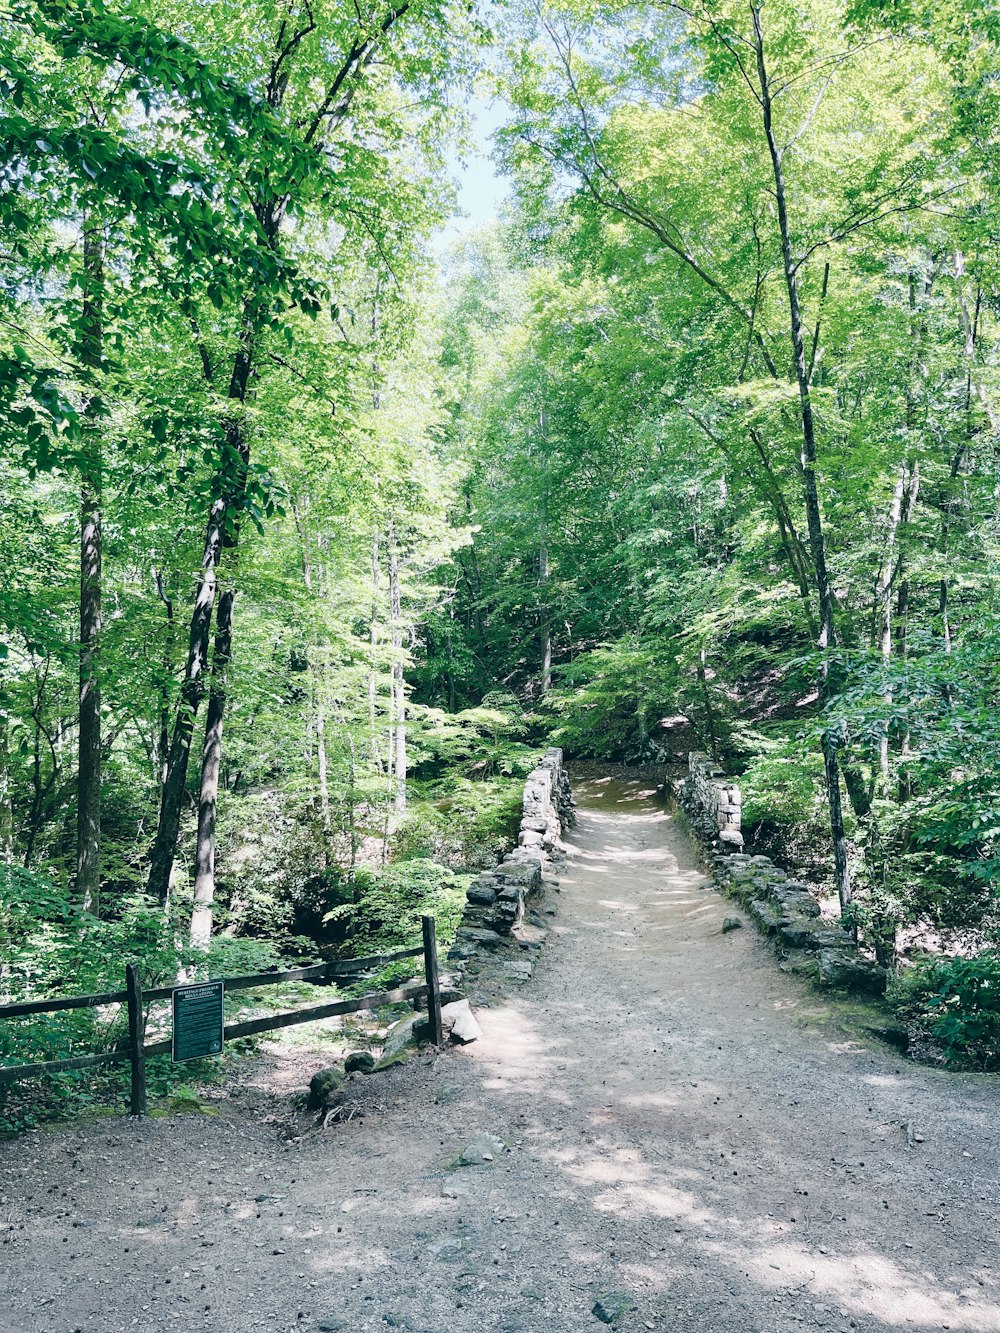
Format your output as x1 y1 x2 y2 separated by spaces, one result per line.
449 748 574 972
676 752 886 995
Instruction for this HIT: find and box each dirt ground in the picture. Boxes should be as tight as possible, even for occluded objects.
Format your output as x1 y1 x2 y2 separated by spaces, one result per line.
2 776 998 1333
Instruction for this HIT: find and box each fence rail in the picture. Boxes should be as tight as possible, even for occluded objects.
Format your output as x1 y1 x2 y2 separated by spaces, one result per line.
0 918 444 1117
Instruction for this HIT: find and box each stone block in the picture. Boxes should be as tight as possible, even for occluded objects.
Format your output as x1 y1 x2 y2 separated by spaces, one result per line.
818 947 887 995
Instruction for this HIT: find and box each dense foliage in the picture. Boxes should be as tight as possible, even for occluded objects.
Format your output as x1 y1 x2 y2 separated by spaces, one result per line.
2 0 999 1083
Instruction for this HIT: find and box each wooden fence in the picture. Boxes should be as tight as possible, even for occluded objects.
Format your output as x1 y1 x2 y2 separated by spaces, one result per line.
0 915 443 1117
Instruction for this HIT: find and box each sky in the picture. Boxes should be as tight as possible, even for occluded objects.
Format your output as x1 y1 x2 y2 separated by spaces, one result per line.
434 95 511 251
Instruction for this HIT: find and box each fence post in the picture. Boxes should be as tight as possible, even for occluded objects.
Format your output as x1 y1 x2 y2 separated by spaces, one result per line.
421 916 443 1046
125 963 147 1117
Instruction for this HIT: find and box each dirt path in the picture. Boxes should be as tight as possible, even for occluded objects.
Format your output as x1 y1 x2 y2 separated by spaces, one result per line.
2 776 999 1333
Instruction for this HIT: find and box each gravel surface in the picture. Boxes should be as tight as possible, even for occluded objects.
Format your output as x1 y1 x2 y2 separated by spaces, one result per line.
2 775 998 1333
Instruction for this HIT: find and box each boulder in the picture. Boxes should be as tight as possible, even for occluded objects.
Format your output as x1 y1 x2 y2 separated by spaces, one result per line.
380 1011 428 1062
443 999 482 1045
307 1066 346 1110
344 1051 375 1075
818 947 887 995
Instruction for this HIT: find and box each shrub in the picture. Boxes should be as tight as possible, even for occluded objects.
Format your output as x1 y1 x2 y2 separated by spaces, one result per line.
393 778 522 868
891 951 1000 1070
323 859 469 954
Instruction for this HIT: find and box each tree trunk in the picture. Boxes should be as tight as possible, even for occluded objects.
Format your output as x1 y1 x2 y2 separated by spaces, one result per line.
146 498 226 901
369 524 383 770
76 226 104 914
188 402 250 937
389 522 407 816
154 570 176 792
316 687 331 835
697 647 720 763
753 6 850 912
190 582 235 947
877 465 907 782
293 500 332 837
539 406 552 693
0 698 12 865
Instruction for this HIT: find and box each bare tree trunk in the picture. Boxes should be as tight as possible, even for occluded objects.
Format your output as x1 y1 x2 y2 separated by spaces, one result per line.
877 465 907 783
389 522 406 817
147 499 225 901
0 697 12 865
154 570 175 791
316 687 331 835
697 647 720 763
190 582 235 947
753 6 851 912
77 226 103 914
293 500 332 837
369 524 382 769
177 296 255 918
539 406 552 693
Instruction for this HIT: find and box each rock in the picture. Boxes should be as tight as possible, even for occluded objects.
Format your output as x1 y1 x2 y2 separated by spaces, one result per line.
747 898 782 934
503 960 533 981
466 882 498 906
344 1051 375 1075
455 927 504 950
443 999 482 1045
721 916 743 933
413 984 464 1011
380 1012 428 1064
818 948 888 995
592 1291 635 1324
719 827 744 851
307 1067 345 1110
459 1143 492 1166
460 1132 505 1165
780 921 819 949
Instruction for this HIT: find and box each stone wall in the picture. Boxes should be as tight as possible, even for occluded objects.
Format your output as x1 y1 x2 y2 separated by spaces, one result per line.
676 753 886 996
684 752 744 852
449 748 574 964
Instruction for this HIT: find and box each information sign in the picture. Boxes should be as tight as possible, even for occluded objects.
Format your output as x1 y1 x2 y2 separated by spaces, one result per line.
172 981 225 1062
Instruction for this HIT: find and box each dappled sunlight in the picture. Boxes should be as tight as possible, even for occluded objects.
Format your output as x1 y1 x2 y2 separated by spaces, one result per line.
730 1241 1000 1331
618 1091 684 1113
473 1001 580 1103
551 1142 717 1228
309 1245 392 1276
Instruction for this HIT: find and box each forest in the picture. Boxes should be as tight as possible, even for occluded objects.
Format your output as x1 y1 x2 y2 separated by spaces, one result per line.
2 0 1000 1097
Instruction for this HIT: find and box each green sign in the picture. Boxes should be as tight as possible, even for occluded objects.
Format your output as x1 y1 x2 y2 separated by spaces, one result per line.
172 981 225 1062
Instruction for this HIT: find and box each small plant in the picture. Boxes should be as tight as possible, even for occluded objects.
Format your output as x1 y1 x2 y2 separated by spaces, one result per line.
891 951 1000 1070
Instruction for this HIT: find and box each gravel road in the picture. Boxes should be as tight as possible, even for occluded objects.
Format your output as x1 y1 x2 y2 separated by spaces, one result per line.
2 775 998 1333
